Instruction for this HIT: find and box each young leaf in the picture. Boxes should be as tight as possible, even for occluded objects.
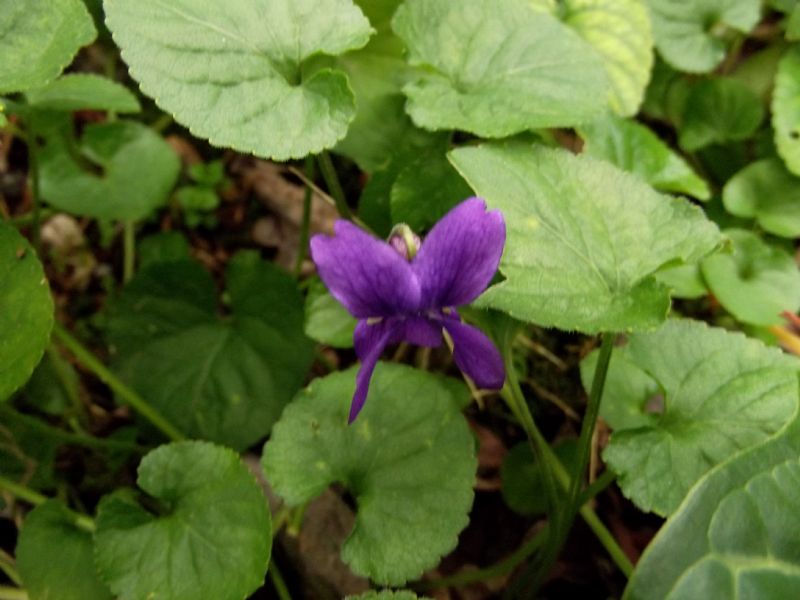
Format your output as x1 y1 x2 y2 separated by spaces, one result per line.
723 158 800 238
305 277 357 348
562 0 654 116
38 121 180 221
579 116 710 200
391 0 609 137
0 0 96 93
702 229 800 327
104 0 373 160
0 223 54 402
449 144 722 333
772 46 800 176
108 253 314 449
625 410 800 599
678 78 764 151
94 441 271 600
588 319 799 516
647 0 761 73
262 363 476 585
17 501 112 600
25 74 141 113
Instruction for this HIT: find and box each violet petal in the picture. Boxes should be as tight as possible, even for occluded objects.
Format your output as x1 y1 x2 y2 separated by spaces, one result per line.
412 197 505 309
310 221 421 318
443 318 505 389
397 316 442 347
351 319 399 423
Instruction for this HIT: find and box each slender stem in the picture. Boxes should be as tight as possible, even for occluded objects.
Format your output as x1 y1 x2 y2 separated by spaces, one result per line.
52 323 186 442
417 527 547 590
122 220 136 283
317 151 352 221
293 156 315 278
0 550 21 586
0 475 95 532
45 345 86 425
577 469 616 508
0 586 28 600
268 561 292 600
0 404 147 452
26 131 42 255
578 504 634 577
564 333 615 526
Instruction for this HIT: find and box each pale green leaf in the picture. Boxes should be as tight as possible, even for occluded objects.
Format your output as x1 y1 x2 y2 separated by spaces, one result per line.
104 0 373 160
625 412 800 600
597 319 799 516
94 441 271 600
17 501 112 600
39 121 180 221
563 0 654 116
449 144 722 333
0 0 96 93
646 0 761 73
655 263 708 299
391 0 609 137
678 78 764 151
701 229 800 327
304 277 357 348
25 74 140 112
0 223 54 402
772 46 800 176
108 253 314 449
579 116 710 200
723 158 800 238
262 363 476 585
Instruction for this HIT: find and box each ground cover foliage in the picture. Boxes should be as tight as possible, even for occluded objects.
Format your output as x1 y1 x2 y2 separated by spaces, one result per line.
2 0 800 598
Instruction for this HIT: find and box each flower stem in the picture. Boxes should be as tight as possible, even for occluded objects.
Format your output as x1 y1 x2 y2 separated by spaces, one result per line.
317 151 352 221
52 323 186 442
0 475 95 532
268 560 292 600
0 585 28 600
26 130 42 255
293 156 315 278
0 550 21 586
122 220 136 283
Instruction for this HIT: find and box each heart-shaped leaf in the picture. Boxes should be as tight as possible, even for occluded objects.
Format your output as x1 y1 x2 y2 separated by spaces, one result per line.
701 229 800 327
625 411 800 599
25 74 141 113
0 223 54 402
104 0 373 160
38 121 180 221
0 0 96 93
17 501 112 600
584 319 799 516
723 158 800 238
391 0 608 137
94 441 271 600
772 46 800 176
647 0 761 73
108 252 314 449
305 277 357 348
449 143 721 333
262 363 476 585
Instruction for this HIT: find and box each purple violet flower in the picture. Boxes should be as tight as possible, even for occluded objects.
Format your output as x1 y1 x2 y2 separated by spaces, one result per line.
310 197 506 423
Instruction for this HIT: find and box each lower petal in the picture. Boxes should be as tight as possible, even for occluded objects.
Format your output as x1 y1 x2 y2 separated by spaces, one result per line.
398 316 442 348
351 319 399 423
443 318 505 389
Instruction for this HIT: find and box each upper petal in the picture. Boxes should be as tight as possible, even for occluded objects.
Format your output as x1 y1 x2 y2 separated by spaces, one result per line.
310 220 421 318
412 197 505 309
443 317 505 390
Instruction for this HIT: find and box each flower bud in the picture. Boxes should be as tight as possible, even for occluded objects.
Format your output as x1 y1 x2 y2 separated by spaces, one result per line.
388 224 421 260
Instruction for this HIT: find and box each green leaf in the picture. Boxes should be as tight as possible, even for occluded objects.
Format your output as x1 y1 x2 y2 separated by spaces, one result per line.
0 408 59 491
502 441 578 516
304 277 357 348
262 363 476 585
137 232 191 269
449 143 722 333
25 74 140 112
788 5 800 40
646 0 761 73
772 46 800 176
0 223 54 402
579 116 710 200
0 0 96 93
108 253 314 449
22 352 77 415
723 158 800 238
655 263 708 299
391 0 609 137
562 0 654 116
625 410 800 600
391 148 473 232
94 441 271 600
104 0 373 160
702 230 800 327
17 501 112 600
38 121 180 221
678 78 764 151
595 319 799 516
